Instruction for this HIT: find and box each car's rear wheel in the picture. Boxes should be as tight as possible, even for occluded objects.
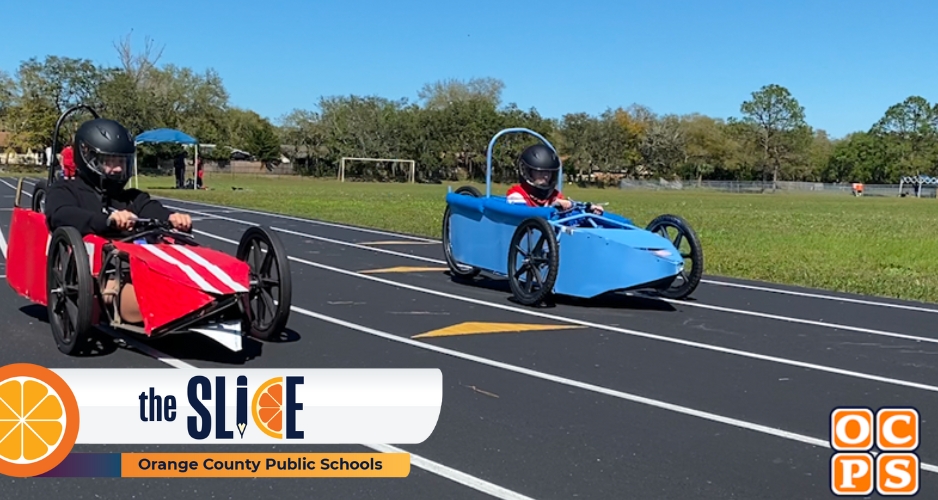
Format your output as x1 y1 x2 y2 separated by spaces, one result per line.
32 180 47 214
237 226 292 340
646 214 704 299
442 185 482 280
507 217 559 306
48 226 95 355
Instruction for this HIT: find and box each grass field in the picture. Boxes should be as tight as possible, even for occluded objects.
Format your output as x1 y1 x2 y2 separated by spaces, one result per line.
134 173 938 304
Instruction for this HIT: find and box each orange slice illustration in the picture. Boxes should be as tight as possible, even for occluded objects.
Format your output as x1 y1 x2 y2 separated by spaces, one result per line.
0 364 79 478
251 377 283 439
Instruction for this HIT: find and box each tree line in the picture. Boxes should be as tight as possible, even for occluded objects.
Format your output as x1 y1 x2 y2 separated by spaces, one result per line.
1 34 935 185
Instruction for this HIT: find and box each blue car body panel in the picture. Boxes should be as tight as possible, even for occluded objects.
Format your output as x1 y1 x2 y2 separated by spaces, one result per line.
445 188 684 299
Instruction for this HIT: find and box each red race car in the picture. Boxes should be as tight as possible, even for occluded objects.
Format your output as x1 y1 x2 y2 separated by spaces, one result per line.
6 106 292 355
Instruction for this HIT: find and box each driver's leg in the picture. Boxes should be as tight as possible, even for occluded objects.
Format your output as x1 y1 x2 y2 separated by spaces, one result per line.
118 285 142 323
102 256 143 324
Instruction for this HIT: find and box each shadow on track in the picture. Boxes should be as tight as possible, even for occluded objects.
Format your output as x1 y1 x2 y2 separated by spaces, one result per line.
146 327 302 366
446 273 680 312
19 304 118 357
19 304 303 366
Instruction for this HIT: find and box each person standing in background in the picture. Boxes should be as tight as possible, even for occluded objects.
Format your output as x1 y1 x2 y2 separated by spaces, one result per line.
173 152 186 188
196 157 205 188
61 137 76 180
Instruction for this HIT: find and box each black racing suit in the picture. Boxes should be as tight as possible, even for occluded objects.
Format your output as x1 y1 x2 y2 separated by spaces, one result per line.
45 176 176 300
45 176 173 236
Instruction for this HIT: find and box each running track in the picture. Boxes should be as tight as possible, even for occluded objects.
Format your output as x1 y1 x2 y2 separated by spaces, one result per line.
0 176 935 499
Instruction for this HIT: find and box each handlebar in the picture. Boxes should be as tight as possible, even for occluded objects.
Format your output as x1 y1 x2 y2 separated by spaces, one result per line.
134 218 175 230
552 200 594 213
107 215 184 233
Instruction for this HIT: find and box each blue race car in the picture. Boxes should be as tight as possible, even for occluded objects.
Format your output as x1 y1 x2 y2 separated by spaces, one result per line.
441 127 704 307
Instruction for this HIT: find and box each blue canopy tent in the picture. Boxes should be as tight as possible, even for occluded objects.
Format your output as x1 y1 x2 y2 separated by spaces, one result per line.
133 128 200 189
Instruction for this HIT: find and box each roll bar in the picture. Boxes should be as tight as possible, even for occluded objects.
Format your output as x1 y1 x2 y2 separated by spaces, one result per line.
49 105 100 184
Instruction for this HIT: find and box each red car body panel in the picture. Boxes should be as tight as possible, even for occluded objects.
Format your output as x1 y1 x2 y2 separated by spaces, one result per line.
6 206 251 335
7 208 55 305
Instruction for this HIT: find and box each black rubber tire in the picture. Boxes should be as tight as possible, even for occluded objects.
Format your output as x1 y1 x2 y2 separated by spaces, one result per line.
47 226 95 355
237 225 292 340
442 185 482 280
507 217 559 306
646 214 704 299
32 180 47 214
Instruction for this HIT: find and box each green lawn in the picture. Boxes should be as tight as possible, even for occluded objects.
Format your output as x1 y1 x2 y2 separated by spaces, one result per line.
137 173 938 304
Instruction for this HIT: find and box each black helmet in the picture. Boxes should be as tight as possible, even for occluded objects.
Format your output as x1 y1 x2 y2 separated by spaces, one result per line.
517 143 561 200
73 118 135 189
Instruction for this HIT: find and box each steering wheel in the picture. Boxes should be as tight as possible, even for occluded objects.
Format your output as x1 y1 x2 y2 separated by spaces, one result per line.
132 218 175 231
107 215 193 243
552 200 593 215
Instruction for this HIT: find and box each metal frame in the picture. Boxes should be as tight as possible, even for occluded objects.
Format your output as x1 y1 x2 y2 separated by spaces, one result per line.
339 157 416 183
49 105 100 184
484 127 562 198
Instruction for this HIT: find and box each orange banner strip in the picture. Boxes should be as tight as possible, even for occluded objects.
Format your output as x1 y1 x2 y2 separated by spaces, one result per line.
121 453 410 478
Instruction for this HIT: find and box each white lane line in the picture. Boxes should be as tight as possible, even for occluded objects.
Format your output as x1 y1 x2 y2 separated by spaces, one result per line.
174 208 938 347
191 228 938 395
698 279 938 314
0 178 26 196
159 196 938 313
368 444 535 499
164 206 444 265
159 199 436 242
656 298 938 343
0 224 6 259
272 226 444 264
101 327 200 370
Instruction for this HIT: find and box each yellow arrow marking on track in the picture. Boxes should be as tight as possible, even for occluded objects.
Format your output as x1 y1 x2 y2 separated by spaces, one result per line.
359 266 449 274
412 322 584 339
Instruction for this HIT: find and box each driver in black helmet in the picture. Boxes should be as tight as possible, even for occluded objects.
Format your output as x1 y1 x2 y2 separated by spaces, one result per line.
505 144 604 214
45 118 192 324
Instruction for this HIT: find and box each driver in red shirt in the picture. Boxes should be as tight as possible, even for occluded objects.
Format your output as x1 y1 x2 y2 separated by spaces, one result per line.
505 144 604 214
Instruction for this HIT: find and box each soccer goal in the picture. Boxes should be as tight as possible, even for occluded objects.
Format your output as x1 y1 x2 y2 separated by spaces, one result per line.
339 157 416 183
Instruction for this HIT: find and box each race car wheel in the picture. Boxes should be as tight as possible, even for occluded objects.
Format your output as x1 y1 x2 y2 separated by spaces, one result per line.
47 226 95 355
646 214 704 300
32 180 47 214
507 217 559 306
442 185 482 280
237 226 292 340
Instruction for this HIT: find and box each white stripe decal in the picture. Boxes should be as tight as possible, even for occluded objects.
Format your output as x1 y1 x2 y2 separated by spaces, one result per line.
85 242 95 270
172 246 249 293
140 245 225 295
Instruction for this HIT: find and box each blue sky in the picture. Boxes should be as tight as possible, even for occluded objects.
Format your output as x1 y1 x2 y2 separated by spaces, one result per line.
3 0 936 139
